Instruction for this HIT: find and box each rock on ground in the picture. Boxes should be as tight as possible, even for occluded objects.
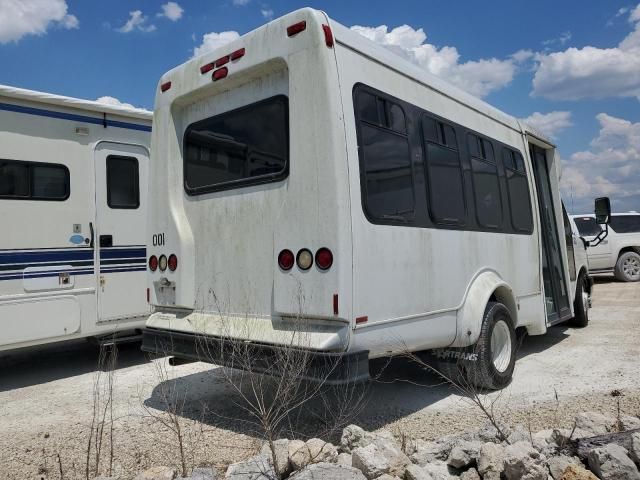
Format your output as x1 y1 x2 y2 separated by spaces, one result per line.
575 412 617 436
459 468 481 480
408 439 448 465
337 453 352 466
548 455 581 480
621 416 640 431
587 444 640 480
420 460 456 480
502 441 548 480
477 442 506 478
288 438 338 471
191 466 218 480
352 443 390 479
559 464 599 480
340 425 394 453
133 466 177 480
630 432 640 463
288 462 367 480
225 454 275 480
446 440 482 469
260 439 290 477
404 464 434 480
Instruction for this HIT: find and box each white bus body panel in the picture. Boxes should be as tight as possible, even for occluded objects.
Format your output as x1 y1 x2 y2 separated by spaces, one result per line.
0 85 152 352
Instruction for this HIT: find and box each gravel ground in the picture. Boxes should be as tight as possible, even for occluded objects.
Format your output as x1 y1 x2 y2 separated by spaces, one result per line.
0 278 638 479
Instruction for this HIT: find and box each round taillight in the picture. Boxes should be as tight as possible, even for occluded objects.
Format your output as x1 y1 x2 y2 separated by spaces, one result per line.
158 255 168 272
315 247 333 270
278 249 294 271
149 255 158 272
296 249 313 270
168 254 178 271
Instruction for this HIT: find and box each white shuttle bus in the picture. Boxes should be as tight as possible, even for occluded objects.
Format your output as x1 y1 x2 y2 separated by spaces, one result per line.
143 9 600 389
0 85 152 353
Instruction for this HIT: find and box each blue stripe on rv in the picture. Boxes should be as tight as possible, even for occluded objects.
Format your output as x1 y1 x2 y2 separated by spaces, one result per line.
0 249 93 264
0 102 152 133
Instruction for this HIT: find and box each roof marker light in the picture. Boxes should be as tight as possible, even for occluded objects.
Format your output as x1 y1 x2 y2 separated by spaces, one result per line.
215 55 230 68
200 63 215 74
287 21 306 37
160 81 172 92
230 48 245 60
212 67 228 81
322 24 334 48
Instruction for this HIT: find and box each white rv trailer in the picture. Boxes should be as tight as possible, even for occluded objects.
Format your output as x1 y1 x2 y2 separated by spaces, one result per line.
142 9 596 389
0 85 152 352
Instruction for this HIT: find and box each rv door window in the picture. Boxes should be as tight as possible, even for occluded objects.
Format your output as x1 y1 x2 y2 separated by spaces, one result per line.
184 95 289 194
0 159 69 201
107 156 140 209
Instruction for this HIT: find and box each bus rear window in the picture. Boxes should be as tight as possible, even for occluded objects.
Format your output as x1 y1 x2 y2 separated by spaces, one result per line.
184 95 289 195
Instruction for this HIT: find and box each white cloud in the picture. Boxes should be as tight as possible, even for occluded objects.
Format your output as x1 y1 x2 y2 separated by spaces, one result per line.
532 4 640 101
561 113 640 213
542 31 572 47
0 0 79 44
95 96 135 109
118 10 156 33
158 2 183 21
261 8 274 20
233 0 250 5
520 111 573 139
350 24 522 98
192 30 240 58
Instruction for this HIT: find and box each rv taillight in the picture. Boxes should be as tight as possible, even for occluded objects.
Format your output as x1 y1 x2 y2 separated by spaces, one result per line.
230 48 245 60
200 63 215 74
158 255 168 272
322 24 334 48
149 255 158 272
296 249 313 270
160 81 172 92
212 67 228 81
287 21 306 37
278 249 294 271
168 254 178 271
215 55 230 67
315 248 333 270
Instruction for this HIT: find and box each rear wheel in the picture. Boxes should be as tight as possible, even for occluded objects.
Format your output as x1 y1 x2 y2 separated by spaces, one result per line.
570 274 590 328
465 302 516 390
614 251 640 282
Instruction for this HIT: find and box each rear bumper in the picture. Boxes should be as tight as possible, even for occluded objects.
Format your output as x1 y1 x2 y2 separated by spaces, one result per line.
141 328 371 385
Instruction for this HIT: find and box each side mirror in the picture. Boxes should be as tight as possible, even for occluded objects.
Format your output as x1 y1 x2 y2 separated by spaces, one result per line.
595 197 611 225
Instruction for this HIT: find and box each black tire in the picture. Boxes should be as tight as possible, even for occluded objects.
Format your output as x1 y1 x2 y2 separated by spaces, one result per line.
614 251 640 282
570 274 590 328
465 302 517 391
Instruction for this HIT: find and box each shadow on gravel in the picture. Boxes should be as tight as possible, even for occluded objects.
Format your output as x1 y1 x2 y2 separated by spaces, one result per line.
0 340 149 391
143 326 572 442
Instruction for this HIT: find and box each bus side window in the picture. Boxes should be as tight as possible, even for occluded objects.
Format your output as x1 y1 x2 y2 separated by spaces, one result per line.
468 135 503 229
0 159 68 201
421 115 466 225
502 148 533 233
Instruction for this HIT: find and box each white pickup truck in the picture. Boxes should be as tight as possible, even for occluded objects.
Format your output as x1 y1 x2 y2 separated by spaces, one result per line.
571 213 640 282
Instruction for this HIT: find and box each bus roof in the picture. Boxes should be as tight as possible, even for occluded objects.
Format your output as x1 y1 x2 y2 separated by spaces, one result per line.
0 84 152 122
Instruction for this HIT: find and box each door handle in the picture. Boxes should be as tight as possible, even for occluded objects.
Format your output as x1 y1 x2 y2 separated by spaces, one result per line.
89 222 94 248
99 235 113 248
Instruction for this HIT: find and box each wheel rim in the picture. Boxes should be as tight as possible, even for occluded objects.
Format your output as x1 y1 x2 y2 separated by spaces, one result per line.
491 320 512 373
622 256 640 280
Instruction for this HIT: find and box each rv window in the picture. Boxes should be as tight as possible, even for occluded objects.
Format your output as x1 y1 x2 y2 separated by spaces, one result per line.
0 159 69 201
184 95 288 194
503 149 533 233
469 135 502 228
610 215 640 234
107 156 140 209
574 217 602 236
422 116 466 225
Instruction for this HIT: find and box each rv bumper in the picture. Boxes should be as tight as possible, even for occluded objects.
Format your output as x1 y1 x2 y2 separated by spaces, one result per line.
141 328 371 385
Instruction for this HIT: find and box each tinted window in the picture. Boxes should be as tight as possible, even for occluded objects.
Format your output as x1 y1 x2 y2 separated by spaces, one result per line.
610 215 640 234
574 217 602 236
107 156 140 209
503 148 533 232
184 96 288 194
469 135 502 228
422 116 466 224
0 159 68 201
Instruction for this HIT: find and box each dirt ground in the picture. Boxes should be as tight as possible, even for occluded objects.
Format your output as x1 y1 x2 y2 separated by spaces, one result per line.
0 278 638 479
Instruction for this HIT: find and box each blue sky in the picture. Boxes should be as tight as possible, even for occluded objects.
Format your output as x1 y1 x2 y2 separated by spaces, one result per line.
1 0 638 213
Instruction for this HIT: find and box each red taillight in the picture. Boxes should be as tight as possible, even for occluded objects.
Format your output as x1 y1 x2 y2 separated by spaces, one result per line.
168 254 178 271
356 316 368 325
278 249 294 271
315 247 333 270
215 55 230 67
160 81 172 92
287 21 306 37
148 255 158 271
322 24 334 48
230 48 245 60
212 67 228 81
200 63 214 74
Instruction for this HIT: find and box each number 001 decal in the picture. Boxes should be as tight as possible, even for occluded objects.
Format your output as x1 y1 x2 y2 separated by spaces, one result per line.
152 233 165 246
